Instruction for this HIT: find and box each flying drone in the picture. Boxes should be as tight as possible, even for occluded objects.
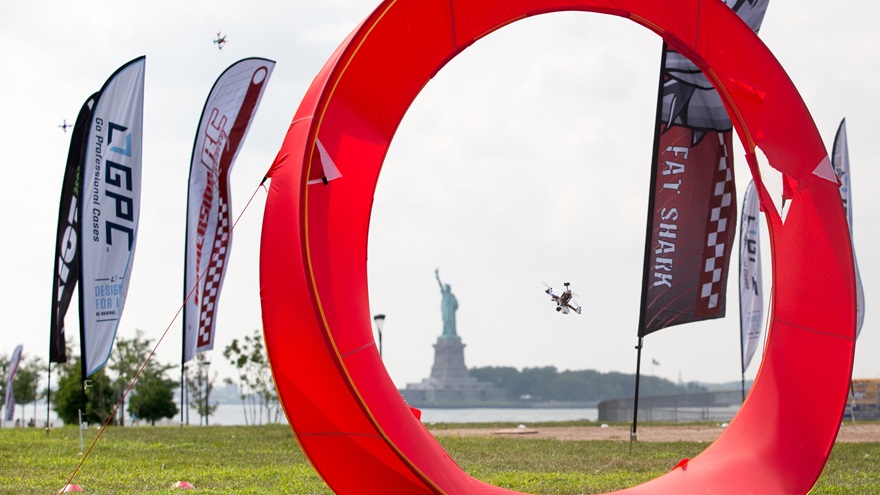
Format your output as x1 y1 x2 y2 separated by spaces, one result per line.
58 119 72 132
213 32 227 50
544 282 582 314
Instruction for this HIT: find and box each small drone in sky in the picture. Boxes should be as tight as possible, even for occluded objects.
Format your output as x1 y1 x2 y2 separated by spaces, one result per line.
544 282 582 315
213 32 227 50
58 119 72 133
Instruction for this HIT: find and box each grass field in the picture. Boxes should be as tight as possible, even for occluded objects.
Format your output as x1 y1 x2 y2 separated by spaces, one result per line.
1 423 878 494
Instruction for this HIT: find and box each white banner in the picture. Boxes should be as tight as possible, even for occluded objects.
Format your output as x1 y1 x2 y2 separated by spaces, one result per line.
832 119 865 338
183 58 274 363
739 180 763 373
4 345 23 422
80 57 145 377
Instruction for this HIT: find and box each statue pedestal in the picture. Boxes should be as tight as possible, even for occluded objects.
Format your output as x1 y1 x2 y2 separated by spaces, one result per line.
401 335 506 406
430 337 470 384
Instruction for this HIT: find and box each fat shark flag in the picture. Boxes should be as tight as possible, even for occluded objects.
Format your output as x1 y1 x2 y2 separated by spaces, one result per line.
79 57 146 377
50 94 97 364
182 58 274 363
638 0 769 336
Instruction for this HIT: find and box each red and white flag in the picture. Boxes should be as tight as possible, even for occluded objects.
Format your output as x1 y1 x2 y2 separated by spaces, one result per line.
182 58 275 363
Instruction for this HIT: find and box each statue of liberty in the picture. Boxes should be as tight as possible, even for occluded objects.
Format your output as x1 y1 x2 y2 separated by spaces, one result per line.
435 269 458 339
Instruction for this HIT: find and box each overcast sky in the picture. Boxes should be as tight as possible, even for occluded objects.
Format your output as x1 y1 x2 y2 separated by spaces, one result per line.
1 1 878 391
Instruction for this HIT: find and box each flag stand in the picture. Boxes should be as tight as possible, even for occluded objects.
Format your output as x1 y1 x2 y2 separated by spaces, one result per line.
179 364 186 427
77 409 84 452
631 337 644 446
849 379 857 426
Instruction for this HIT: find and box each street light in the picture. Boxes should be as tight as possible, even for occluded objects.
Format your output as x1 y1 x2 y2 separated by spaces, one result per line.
201 360 211 426
373 314 386 359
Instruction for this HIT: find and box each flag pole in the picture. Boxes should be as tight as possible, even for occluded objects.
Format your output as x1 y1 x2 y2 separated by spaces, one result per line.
76 147 88 428
632 43 669 445
738 238 746 403
77 237 87 424
180 364 185 427
180 159 190 429
631 337 644 445
46 362 52 434
180 150 192 428
849 379 857 426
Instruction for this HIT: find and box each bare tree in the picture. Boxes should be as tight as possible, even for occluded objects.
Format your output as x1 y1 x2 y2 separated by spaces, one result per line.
223 330 277 425
186 352 217 425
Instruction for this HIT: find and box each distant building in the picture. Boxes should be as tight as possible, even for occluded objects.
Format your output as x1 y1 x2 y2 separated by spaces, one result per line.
846 379 880 421
598 390 741 423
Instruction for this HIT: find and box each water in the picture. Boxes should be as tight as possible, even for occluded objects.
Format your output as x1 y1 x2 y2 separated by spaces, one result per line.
194 403 598 426
11 402 597 428
419 407 598 424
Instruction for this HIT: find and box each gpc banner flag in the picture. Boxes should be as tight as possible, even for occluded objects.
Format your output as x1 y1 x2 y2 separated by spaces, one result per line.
80 57 145 377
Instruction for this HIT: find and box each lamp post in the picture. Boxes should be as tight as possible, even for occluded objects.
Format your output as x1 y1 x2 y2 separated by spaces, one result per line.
373 314 386 359
196 360 211 426
201 360 211 426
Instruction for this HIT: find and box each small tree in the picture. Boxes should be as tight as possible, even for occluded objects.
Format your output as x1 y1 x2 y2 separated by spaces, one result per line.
223 330 277 425
12 355 44 426
223 338 253 424
0 353 9 378
52 360 115 426
186 352 217 425
0 352 8 396
110 330 172 426
129 371 178 425
0 352 10 425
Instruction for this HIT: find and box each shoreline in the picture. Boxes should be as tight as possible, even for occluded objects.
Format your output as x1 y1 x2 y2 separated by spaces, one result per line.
430 422 880 443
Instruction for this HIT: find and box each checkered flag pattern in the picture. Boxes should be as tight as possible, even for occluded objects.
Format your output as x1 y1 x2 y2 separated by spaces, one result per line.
198 197 231 347
697 135 734 314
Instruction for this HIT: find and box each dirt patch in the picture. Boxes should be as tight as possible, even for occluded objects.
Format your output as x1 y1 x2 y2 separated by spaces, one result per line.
431 422 880 443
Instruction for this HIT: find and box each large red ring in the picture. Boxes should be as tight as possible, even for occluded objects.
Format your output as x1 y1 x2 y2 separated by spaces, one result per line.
261 2 856 493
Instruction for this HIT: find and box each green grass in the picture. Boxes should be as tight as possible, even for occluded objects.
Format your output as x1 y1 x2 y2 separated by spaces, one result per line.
1 424 878 494
439 436 703 493
0 425 330 495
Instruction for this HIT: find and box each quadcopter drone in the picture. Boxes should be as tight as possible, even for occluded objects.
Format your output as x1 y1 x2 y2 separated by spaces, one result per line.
213 32 227 50
544 282 582 315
